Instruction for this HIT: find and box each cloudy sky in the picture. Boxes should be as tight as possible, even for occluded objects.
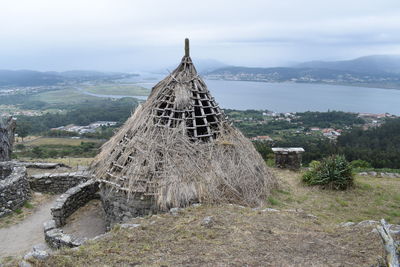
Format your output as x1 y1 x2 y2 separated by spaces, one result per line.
1 0 400 72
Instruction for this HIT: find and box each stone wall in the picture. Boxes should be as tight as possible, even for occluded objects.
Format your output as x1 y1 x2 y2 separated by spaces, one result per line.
44 179 100 248
0 164 30 217
51 179 99 227
0 161 69 169
29 171 89 194
0 117 16 162
43 219 86 249
100 184 158 227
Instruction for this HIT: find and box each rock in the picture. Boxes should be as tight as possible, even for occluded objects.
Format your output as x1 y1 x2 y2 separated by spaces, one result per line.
358 172 368 176
339 222 356 227
18 261 32 267
43 220 56 232
201 216 214 228
305 214 318 219
284 208 304 213
357 220 378 227
169 207 183 216
33 243 50 252
24 249 49 261
368 171 377 177
192 203 202 207
120 223 141 229
261 208 280 212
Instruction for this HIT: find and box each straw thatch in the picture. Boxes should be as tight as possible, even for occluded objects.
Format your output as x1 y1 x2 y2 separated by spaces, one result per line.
91 39 276 210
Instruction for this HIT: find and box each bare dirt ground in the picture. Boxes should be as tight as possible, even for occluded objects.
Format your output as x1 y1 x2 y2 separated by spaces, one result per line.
0 195 58 257
62 199 106 239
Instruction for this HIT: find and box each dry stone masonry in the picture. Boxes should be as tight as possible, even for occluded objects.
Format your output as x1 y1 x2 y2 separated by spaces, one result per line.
0 117 16 162
51 179 99 227
0 163 30 217
100 187 158 227
272 147 305 170
44 179 100 248
29 171 89 194
2 161 69 169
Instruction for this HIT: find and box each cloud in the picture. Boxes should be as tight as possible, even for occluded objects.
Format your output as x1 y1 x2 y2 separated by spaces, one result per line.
0 0 400 70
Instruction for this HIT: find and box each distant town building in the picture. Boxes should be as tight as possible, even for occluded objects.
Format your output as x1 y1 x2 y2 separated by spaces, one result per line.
251 135 273 142
50 121 117 135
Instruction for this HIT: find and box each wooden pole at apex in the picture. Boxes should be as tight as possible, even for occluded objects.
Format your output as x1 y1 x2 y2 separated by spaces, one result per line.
185 38 190 57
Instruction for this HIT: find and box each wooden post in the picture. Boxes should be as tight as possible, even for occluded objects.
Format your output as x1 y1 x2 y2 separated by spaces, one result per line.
185 38 190 57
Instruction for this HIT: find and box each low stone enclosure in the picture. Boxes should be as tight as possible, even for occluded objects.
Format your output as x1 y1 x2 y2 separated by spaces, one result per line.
29 171 89 193
44 180 100 249
100 184 158 227
0 163 30 217
272 147 305 170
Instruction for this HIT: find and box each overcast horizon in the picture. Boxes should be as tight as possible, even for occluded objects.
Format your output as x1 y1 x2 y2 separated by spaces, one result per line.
1 0 400 72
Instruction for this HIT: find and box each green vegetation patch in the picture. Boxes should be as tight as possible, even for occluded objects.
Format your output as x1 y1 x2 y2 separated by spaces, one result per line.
83 84 150 96
302 155 354 190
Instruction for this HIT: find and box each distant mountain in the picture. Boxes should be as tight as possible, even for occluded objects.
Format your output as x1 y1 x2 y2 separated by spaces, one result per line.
192 59 229 74
295 55 400 74
206 66 372 80
0 70 138 87
156 58 228 75
205 65 400 88
59 70 137 79
0 70 63 87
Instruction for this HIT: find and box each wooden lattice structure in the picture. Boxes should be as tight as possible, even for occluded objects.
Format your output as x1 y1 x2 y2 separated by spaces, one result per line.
91 39 276 223
151 54 226 142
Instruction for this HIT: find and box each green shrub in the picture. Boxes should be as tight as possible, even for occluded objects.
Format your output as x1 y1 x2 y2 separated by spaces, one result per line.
302 155 354 190
350 159 372 169
308 160 321 168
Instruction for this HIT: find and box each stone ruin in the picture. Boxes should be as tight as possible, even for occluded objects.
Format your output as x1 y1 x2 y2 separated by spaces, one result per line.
0 116 16 162
272 147 305 170
0 163 30 217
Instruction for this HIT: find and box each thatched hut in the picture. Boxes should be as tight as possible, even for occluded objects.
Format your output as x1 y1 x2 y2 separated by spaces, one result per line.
91 39 276 226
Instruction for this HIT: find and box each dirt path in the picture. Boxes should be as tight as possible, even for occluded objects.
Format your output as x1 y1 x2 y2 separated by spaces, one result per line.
62 199 106 239
0 195 58 257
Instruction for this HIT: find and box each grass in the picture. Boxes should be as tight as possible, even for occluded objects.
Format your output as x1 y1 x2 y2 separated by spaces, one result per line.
5 168 398 266
0 194 52 229
270 169 400 224
38 203 382 266
83 84 150 96
31 88 99 104
31 84 150 105
24 137 103 147
19 157 94 171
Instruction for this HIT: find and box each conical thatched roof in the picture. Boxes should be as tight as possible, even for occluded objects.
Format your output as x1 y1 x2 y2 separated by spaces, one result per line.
92 39 276 209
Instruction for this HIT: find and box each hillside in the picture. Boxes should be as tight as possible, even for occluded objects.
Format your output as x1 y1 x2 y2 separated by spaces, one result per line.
205 55 400 88
23 169 399 267
0 70 63 87
295 55 400 74
0 70 138 87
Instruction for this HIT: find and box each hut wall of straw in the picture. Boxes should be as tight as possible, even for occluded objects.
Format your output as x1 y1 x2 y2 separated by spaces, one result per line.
91 41 277 225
